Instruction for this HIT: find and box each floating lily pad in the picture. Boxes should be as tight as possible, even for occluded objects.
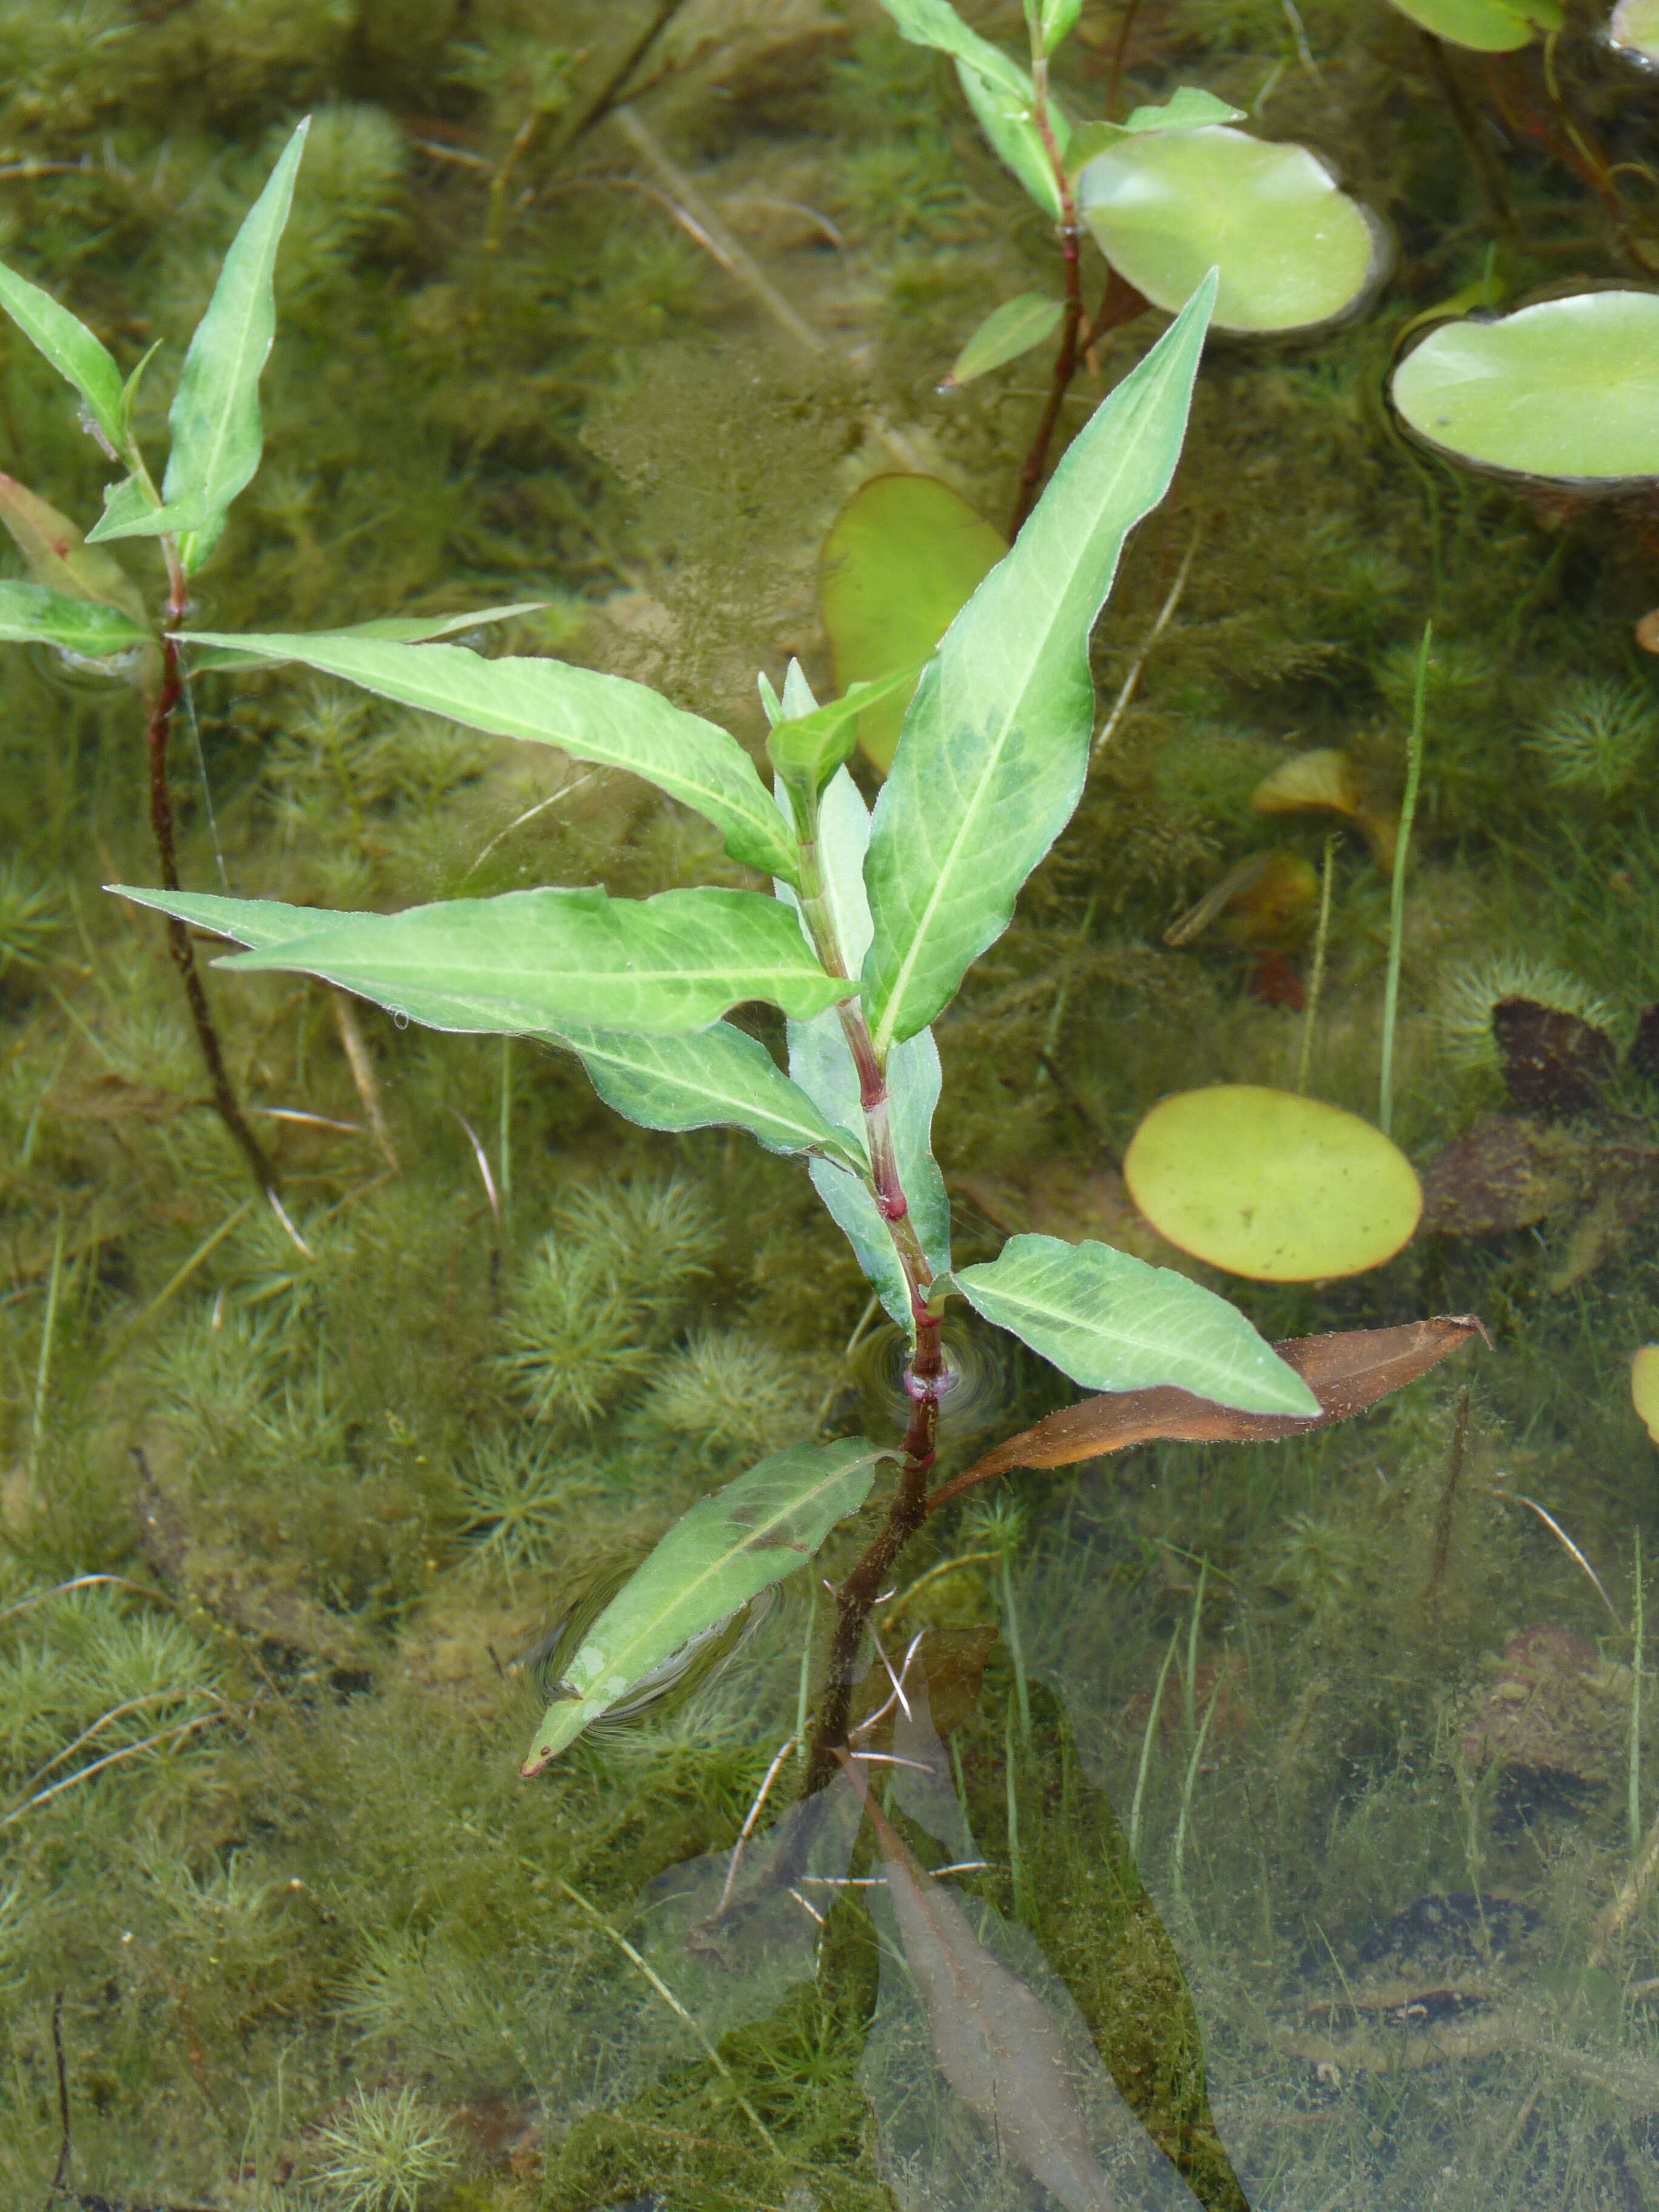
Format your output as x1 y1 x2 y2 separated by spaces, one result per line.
1392 292 1659 486
1078 127 1387 336
819 475 1007 774
1611 0 1659 62
1386 0 1561 49
1634 1346 1659 1441
1123 1084 1423 1280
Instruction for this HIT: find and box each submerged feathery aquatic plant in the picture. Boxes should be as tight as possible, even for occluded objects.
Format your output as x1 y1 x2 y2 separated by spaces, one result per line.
454 1429 608 1570
1526 676 1659 798
308 2085 460 2212
0 856 64 976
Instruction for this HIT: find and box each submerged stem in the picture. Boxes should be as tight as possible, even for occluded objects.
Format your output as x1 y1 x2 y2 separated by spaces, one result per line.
149 566 274 1198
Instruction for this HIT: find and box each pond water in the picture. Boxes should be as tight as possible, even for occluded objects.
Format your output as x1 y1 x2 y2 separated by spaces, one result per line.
3 3 1659 2208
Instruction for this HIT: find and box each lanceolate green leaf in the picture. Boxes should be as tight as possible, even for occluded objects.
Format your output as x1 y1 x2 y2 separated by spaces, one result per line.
942 293 1064 390
860 272 1216 1059
521 1438 888 1772
956 61 1069 218
768 665 925 801
0 259 126 451
873 0 1034 102
181 603 548 674
954 1233 1321 1414
89 120 310 569
0 474 149 626
109 883 850 1034
558 1021 871 1177
167 629 799 882
0 581 151 656
782 771 952 1324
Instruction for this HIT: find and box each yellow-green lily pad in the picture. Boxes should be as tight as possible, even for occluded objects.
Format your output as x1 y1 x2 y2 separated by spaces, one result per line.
819 474 1007 774
1392 292 1659 485
1386 0 1562 49
1612 0 1659 61
1634 1346 1659 1441
1078 127 1387 337
1123 1084 1423 1281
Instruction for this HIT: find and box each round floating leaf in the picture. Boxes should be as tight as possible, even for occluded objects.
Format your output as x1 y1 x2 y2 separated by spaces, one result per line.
819 475 1007 774
1634 1346 1659 1443
1612 0 1659 60
1384 0 1561 47
1123 1084 1423 1281
1392 291 1659 485
1078 126 1386 335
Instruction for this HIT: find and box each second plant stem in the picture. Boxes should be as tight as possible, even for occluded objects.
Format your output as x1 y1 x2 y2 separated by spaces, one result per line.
148 546 274 1196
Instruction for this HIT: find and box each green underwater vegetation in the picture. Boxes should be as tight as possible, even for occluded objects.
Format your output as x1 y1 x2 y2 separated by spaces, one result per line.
3 2 1659 2210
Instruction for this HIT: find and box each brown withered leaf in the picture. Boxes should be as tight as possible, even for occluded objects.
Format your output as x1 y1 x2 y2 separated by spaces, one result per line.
1419 1113 1589 1236
846 1624 997 1742
838 1750 1122 2212
931 1316 1486 1505
49 1072 193 1123
1493 997 1617 1118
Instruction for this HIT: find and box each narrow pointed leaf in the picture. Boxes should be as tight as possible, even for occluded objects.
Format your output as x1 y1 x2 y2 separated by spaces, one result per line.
96 119 310 569
956 60 1069 216
780 771 951 1322
936 1315 1486 1498
942 293 1064 389
1037 0 1084 51
873 0 1034 102
109 883 849 1034
0 581 151 655
861 273 1216 1057
0 259 126 449
523 1438 888 1772
89 475 161 543
842 1751 1128 2212
557 1021 871 1176
0 474 149 626
166 628 798 880
768 664 923 797
180 602 548 674
955 1230 1320 1413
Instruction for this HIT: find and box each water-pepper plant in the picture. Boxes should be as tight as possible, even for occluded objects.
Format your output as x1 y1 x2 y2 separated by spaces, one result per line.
876 0 1388 530
0 128 1477 1795
0 120 535 1222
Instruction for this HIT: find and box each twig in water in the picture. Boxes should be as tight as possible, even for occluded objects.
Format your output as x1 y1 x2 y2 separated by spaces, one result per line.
1128 1626 1181 1862
1295 833 1336 1095
28 1212 65 1503
1632 1529 1646 1858
714 1734 798 1917
610 106 823 358
449 1109 502 1235
1486 1483 1624 1631
1424 1383 1470 1604
1379 619 1431 1136
1094 518 1202 755
331 992 397 1171
555 1879 785 2161
1 1709 228 1831
47 1991 69 2211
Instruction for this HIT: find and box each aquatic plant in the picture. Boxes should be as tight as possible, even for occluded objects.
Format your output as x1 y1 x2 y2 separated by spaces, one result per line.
873 0 1386 529
1436 950 1617 1071
308 2084 460 2212
1527 675 1659 797
0 856 64 977
99 249 1481 1800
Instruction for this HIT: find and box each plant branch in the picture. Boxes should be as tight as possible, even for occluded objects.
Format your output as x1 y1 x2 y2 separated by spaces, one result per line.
147 568 273 1198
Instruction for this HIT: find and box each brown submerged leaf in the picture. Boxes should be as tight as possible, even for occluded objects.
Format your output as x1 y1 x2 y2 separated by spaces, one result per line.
837 1749 1123 2212
1418 1113 1589 1236
932 1316 1486 1504
1493 997 1617 1118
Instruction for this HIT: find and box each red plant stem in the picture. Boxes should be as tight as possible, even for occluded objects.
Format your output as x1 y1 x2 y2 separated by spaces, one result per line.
1107 0 1144 120
1008 59 1151 536
146 583 274 1196
787 799 945 1792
